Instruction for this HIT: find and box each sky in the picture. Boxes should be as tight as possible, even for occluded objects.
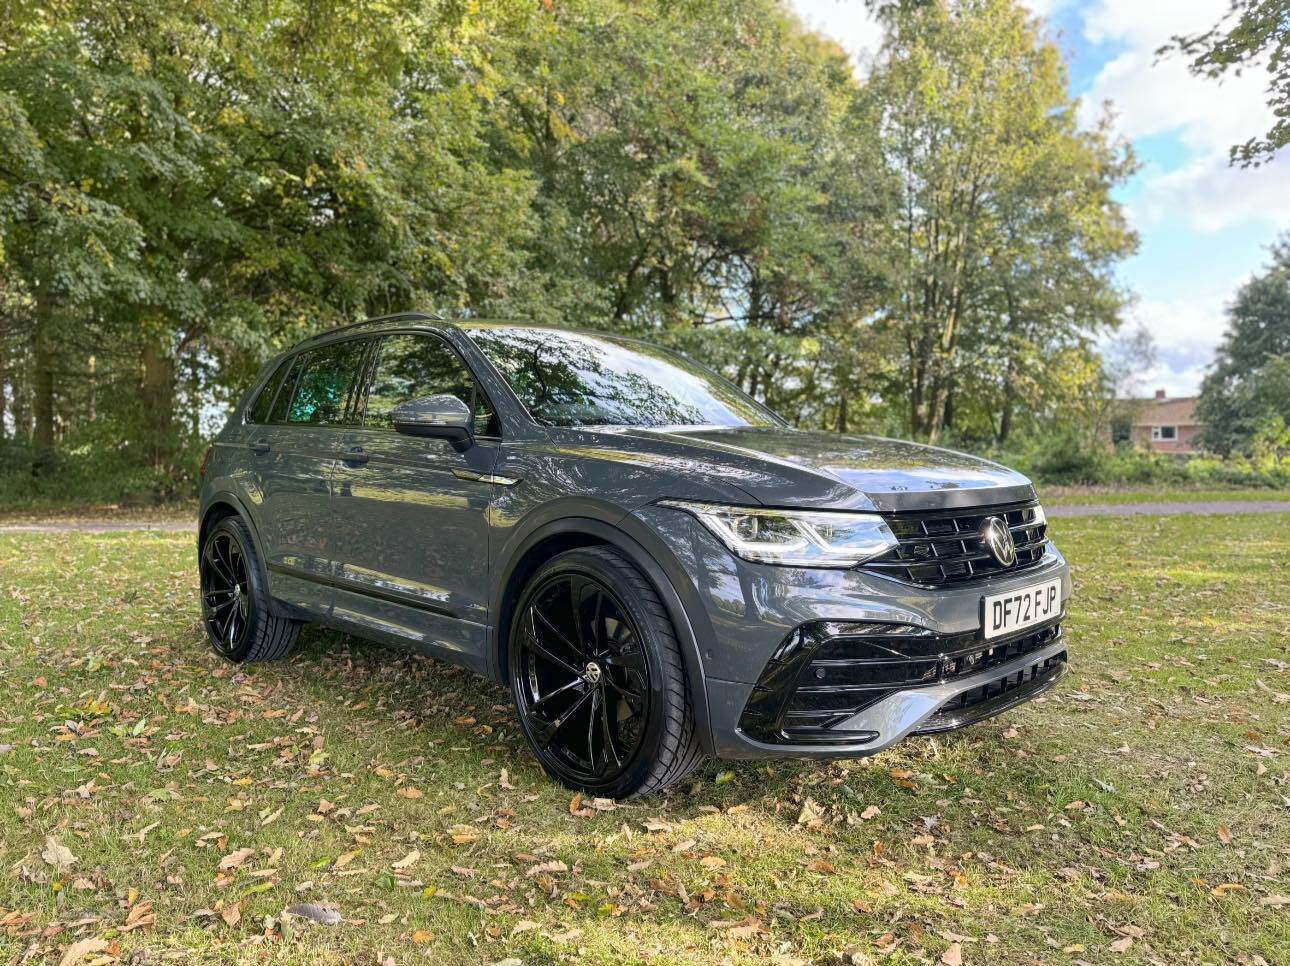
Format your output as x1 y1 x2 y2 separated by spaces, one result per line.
789 0 1288 397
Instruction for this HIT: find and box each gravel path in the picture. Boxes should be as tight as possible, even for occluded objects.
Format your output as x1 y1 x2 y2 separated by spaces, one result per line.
0 520 197 533
1045 499 1290 518
2 500 1288 534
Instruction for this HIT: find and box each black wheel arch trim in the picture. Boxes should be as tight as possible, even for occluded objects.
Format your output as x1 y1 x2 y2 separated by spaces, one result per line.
491 512 717 756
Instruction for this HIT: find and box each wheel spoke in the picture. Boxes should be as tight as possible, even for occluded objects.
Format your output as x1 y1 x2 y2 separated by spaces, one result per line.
585 687 602 773
603 673 644 708
526 686 595 749
526 615 582 677
206 596 237 615
532 606 583 662
532 676 586 710
599 691 622 771
204 544 233 586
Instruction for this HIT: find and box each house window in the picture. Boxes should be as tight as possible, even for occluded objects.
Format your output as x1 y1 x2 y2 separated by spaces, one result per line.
1151 425 1177 441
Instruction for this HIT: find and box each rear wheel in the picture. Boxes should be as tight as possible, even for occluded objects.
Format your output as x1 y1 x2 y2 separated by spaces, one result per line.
199 515 300 663
509 547 704 799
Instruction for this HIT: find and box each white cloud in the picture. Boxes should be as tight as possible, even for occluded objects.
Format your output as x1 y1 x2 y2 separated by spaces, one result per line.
1078 0 1280 230
789 1 885 69
1126 289 1233 394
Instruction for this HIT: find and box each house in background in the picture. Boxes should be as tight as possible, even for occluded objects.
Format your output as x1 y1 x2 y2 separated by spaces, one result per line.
1120 389 1204 454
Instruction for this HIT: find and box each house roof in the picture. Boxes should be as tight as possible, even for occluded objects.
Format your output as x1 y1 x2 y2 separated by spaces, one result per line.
1126 395 1200 426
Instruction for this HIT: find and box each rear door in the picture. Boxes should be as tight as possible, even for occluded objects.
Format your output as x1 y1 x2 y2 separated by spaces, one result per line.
329 332 501 665
246 338 367 585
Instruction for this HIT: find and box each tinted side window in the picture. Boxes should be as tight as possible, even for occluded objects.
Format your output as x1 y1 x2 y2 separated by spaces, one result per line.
268 356 302 423
365 334 498 436
247 358 292 424
284 340 368 426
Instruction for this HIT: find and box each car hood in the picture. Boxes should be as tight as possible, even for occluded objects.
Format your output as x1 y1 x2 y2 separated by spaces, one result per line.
576 425 1035 512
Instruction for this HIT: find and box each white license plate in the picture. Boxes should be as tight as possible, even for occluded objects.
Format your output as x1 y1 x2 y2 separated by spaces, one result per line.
982 578 1062 640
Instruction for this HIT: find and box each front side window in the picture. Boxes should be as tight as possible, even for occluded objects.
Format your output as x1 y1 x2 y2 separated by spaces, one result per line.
247 358 292 424
283 339 367 426
466 326 782 429
1152 425 1177 441
364 334 498 436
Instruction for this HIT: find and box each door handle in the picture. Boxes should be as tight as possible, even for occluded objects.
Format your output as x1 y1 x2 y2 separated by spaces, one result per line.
341 446 370 465
248 440 271 454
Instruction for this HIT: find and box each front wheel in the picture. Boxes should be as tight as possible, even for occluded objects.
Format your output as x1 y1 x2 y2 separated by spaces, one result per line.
199 515 300 663
509 547 704 799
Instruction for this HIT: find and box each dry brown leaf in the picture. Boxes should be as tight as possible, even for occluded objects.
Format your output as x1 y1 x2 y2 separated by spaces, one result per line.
941 942 964 966
1217 825 1233 845
699 856 726 870
217 848 254 872
220 902 242 927
1109 937 1134 953
397 786 423 800
42 836 76 872
58 937 109 966
526 860 568 876
392 850 420 870
333 850 359 869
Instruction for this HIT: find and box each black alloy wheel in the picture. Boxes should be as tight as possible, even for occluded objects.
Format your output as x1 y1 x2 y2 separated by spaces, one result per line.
198 515 300 664
201 528 251 656
510 547 704 798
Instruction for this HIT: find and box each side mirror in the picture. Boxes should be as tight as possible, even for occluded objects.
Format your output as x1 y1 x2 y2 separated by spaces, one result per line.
391 394 473 444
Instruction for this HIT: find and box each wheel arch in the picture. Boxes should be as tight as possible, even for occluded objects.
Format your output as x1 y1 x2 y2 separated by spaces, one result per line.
491 516 716 755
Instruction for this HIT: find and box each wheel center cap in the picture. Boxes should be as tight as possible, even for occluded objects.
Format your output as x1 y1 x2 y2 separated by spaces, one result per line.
583 661 603 685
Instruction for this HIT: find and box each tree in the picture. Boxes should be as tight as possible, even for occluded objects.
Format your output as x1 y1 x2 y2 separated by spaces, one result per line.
861 0 1137 443
1164 0 1290 167
1197 234 1290 454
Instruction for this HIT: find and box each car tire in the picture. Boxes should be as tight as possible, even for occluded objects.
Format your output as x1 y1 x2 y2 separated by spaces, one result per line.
199 515 301 664
509 546 704 799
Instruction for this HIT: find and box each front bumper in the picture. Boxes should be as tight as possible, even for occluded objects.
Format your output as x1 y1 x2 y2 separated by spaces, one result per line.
632 504 1073 760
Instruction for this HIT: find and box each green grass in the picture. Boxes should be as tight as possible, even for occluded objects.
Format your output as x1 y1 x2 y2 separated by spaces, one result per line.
1 516 1287 963
1040 485 1290 506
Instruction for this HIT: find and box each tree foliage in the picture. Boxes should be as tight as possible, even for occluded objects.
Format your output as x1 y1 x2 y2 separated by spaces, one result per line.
0 0 1144 493
1197 234 1290 454
1165 0 1290 167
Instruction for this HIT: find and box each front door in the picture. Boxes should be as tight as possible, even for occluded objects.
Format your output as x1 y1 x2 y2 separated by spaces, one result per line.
329 332 502 667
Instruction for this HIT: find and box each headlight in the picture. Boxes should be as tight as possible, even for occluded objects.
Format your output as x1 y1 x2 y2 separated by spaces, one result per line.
658 500 899 568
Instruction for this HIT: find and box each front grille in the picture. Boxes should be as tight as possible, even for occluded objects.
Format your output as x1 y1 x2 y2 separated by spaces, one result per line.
739 617 1063 745
863 501 1048 586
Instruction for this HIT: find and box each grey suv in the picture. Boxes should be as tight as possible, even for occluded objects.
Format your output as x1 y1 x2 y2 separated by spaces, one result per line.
198 314 1070 798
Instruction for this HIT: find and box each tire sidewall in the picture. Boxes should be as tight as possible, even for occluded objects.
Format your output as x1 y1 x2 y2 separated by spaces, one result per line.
509 550 676 798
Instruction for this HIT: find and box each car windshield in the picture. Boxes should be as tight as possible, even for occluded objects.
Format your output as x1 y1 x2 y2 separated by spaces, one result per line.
465 326 782 429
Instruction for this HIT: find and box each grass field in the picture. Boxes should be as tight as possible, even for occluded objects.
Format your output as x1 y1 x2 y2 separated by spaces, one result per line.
1039 485 1290 506
1 515 1287 964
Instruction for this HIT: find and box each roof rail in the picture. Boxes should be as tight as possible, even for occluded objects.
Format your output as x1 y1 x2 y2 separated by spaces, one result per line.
299 311 445 345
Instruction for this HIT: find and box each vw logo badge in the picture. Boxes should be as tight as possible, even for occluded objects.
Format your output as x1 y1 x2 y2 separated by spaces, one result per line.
979 516 1017 567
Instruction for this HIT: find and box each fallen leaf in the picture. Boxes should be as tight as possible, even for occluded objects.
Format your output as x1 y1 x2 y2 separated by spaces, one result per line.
392 850 420 870
941 942 963 966
218 848 254 872
58 937 109 966
1217 825 1233 845
42 836 76 872
526 860 568 876
397 786 423 800
1109 937 1133 953
221 902 242 927
412 929 433 943
699 856 726 870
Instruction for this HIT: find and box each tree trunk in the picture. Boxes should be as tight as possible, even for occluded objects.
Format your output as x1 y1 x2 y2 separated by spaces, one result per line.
837 389 849 434
31 290 56 475
141 336 175 471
